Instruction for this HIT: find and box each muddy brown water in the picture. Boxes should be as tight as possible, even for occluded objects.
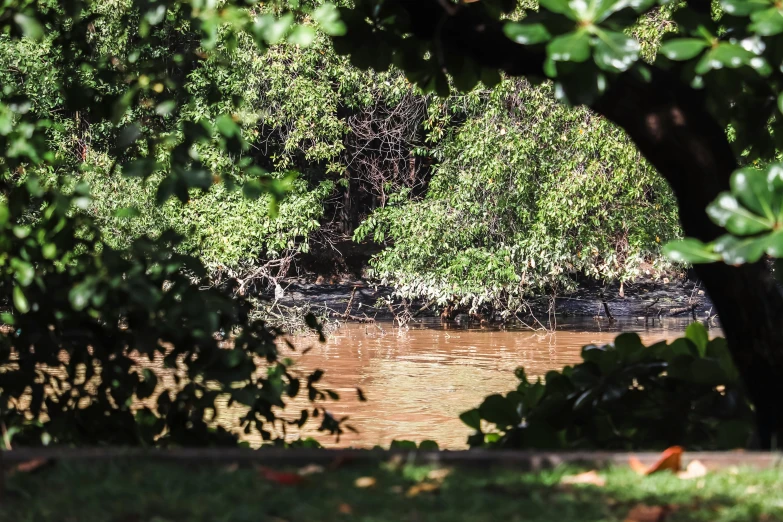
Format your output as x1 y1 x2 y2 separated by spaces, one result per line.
254 318 720 449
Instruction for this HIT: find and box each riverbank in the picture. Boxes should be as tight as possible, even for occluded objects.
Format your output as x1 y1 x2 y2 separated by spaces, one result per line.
260 275 713 323
2 449 780 522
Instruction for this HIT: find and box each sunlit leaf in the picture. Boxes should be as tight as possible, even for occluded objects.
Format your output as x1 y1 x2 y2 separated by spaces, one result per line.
504 22 551 45
663 238 721 264
659 38 709 61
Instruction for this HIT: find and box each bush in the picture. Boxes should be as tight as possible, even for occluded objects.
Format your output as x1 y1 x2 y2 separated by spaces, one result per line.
0 178 341 447
356 80 680 313
461 323 753 450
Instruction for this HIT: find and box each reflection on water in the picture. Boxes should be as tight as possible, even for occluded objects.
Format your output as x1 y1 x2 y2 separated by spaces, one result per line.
277 318 719 449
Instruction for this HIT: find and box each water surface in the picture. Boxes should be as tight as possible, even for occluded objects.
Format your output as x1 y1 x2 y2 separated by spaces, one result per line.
282 318 715 449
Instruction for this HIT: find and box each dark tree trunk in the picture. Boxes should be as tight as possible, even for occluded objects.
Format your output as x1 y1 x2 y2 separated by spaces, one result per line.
596 71 783 448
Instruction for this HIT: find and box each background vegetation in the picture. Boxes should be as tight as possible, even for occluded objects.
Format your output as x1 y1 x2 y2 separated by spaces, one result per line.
0 3 682 311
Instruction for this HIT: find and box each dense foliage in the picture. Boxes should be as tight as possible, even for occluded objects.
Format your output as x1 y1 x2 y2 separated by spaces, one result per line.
0 2 682 306
462 323 752 450
0 0 353 448
356 80 679 312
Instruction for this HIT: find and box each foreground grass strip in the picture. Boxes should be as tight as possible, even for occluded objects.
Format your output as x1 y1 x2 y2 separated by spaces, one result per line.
1 459 781 521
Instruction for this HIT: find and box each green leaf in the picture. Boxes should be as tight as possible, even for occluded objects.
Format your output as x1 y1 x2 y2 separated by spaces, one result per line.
685 322 709 357
663 238 721 264
117 124 142 150
714 234 769 265
721 0 770 16
504 22 551 45
418 440 439 450
614 332 643 359
659 38 709 61
42 243 56 259
14 14 44 40
288 25 316 46
547 30 592 63
706 338 740 382
183 169 212 189
13 286 29 314
707 192 773 235
264 13 294 44
593 30 640 72
69 282 92 311
764 229 783 258
478 394 520 428
390 440 418 450
215 115 239 138
155 176 176 205
750 7 783 36
690 358 729 385
695 44 755 75
122 158 158 178
155 100 176 116
593 0 646 22
460 408 482 430
12 259 34 286
539 0 575 17
731 167 775 220
312 3 346 36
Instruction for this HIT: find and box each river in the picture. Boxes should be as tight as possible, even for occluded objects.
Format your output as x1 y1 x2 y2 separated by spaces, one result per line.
272 317 716 449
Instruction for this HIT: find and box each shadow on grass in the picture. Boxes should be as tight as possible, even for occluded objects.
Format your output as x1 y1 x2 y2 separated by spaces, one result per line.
1 458 781 522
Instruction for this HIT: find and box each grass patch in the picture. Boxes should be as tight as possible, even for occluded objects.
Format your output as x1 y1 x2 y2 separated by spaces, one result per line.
1 458 782 521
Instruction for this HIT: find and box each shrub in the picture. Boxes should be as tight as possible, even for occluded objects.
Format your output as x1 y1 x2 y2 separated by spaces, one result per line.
461 323 753 450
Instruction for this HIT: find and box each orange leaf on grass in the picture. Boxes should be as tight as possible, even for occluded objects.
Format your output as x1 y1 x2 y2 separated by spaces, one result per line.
629 446 683 475
12 458 54 474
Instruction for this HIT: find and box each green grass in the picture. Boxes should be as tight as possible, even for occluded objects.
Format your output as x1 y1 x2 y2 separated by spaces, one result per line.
2 459 782 522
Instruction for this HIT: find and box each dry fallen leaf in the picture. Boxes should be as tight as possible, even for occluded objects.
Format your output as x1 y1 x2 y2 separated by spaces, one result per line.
427 468 452 481
338 503 353 515
12 458 54 475
560 470 606 487
354 476 377 488
406 482 440 497
298 464 325 476
629 446 683 475
624 504 676 522
629 456 649 475
677 460 707 480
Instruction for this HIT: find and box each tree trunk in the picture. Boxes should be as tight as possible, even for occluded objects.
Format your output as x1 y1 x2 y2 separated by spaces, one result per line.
596 71 783 447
